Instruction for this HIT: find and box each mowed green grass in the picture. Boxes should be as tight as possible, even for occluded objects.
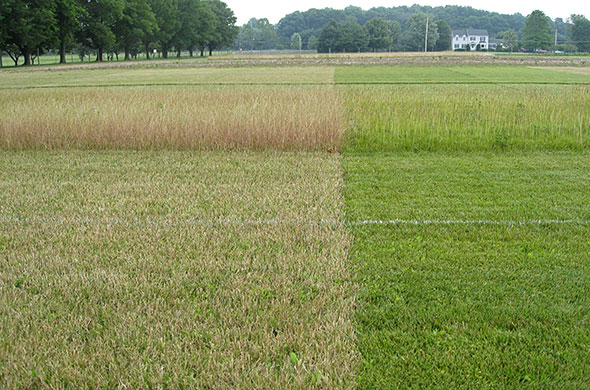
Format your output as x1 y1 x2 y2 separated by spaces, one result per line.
0 151 357 389
0 66 334 89
343 152 590 388
336 65 590 84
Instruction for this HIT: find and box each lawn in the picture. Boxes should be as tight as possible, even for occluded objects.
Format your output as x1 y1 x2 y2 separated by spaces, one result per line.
0 151 356 388
336 65 590 84
343 152 590 388
0 66 334 89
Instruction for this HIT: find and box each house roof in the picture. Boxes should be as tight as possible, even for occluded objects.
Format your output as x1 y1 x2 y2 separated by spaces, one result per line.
452 29 489 37
489 38 504 44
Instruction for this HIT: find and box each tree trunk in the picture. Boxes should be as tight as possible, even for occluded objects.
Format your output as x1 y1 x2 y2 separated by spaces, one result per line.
177 49 181 58
23 48 32 66
209 48 213 56
0 51 3 67
125 48 130 61
200 48 204 57
162 45 168 58
59 41 67 64
97 47 103 62
189 49 193 57
145 46 150 59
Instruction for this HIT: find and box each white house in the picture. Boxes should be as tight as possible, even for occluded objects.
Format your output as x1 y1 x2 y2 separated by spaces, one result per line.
452 29 489 50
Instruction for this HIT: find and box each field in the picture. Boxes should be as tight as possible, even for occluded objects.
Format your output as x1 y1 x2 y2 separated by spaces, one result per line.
1 57 589 388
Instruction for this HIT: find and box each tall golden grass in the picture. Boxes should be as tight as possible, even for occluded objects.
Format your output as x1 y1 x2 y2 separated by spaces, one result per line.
0 86 344 151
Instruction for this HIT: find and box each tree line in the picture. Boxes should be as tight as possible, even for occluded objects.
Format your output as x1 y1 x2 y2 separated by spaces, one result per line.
0 0 238 66
269 5 589 53
316 15 451 53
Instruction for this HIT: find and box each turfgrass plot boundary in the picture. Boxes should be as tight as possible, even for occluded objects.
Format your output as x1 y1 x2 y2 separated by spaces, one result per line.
2 215 588 227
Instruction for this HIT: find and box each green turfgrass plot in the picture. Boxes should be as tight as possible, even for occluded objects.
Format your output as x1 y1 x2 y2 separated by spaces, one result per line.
342 85 590 152
0 66 335 89
343 152 590 388
0 151 356 389
335 65 590 84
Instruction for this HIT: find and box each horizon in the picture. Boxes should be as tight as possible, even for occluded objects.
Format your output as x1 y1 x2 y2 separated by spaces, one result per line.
225 1 589 25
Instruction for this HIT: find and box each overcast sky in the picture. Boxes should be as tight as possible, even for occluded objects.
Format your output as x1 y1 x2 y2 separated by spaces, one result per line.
225 1 588 25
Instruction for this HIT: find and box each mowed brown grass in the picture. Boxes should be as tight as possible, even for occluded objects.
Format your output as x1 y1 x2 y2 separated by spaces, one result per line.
0 151 357 388
0 86 344 151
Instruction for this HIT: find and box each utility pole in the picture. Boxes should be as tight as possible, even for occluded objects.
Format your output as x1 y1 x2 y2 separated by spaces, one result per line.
555 29 558 46
425 16 429 52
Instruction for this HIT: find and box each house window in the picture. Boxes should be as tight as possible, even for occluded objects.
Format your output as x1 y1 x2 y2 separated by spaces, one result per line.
470 36 476 41
480 37 486 42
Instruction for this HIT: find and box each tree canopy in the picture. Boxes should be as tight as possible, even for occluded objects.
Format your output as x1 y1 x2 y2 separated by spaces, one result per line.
521 10 553 51
569 15 590 52
404 13 439 51
0 0 238 65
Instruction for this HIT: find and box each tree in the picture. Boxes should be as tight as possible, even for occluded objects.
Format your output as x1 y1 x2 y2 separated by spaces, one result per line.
434 20 451 51
114 0 157 60
55 0 83 63
206 0 238 56
570 15 590 52
388 20 402 51
0 0 57 66
339 21 369 52
173 0 213 57
364 17 392 52
404 13 439 51
189 1 214 56
307 35 319 51
521 10 553 51
148 0 180 58
290 33 302 51
318 21 340 53
499 29 518 52
238 24 255 50
77 0 124 61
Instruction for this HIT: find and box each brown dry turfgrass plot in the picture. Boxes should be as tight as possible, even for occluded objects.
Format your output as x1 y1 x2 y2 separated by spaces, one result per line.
0 151 357 389
0 86 344 151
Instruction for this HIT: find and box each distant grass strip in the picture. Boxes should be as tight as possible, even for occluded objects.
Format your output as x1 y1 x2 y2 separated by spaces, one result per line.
0 86 344 151
0 66 335 89
335 65 590 84
0 151 357 389
343 85 589 152
0 82 336 90
343 152 590 388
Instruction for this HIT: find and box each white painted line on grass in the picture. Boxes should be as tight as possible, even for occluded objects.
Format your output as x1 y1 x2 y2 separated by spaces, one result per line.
1 216 588 227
